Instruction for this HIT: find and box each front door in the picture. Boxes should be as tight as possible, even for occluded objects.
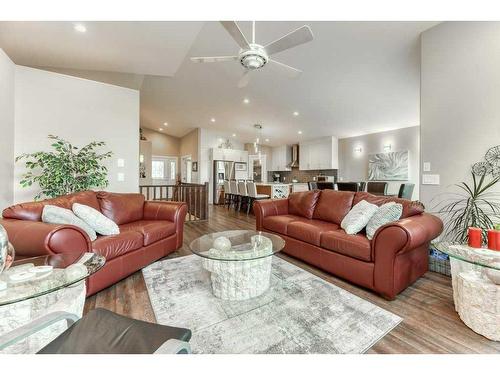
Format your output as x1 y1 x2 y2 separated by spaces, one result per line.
152 156 177 186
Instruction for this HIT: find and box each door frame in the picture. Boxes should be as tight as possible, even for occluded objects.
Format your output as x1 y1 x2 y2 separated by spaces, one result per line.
180 154 192 183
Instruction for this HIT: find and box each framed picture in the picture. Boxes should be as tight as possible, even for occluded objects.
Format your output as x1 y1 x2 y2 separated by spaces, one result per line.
192 161 198 172
368 150 409 181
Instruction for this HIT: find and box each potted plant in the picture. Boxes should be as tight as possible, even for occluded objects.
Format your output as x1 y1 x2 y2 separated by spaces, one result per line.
16 135 113 200
434 145 500 243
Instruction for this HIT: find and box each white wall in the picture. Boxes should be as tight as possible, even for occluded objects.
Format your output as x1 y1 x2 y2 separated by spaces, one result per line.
14 66 140 203
338 126 420 199
0 49 15 209
420 22 500 209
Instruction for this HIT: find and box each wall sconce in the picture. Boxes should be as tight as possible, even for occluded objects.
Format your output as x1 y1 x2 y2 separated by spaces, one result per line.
354 146 362 153
383 144 392 152
139 154 144 163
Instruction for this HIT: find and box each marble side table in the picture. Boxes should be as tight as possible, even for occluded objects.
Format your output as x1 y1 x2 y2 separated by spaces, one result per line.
432 242 500 341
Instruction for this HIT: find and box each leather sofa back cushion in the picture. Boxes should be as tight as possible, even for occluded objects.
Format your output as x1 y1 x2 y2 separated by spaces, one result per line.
288 190 321 219
313 190 355 224
97 192 145 225
352 192 424 218
2 190 100 222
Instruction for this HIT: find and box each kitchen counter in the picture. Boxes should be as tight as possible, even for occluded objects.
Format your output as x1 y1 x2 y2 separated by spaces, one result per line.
256 183 291 199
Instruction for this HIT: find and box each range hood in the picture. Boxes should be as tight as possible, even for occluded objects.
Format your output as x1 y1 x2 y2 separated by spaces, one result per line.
287 144 299 168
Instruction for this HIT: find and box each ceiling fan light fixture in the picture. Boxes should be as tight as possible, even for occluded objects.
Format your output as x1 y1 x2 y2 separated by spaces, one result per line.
239 46 268 70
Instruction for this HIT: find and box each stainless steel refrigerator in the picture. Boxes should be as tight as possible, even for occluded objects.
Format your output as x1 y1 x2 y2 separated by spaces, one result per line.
213 160 234 205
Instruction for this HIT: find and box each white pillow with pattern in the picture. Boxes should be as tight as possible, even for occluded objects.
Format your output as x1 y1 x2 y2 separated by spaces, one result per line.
42 204 97 241
340 200 379 235
366 202 403 240
72 203 120 236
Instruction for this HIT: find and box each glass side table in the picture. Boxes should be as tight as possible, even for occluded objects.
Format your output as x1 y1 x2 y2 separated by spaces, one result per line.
0 252 105 352
432 242 500 341
190 230 285 301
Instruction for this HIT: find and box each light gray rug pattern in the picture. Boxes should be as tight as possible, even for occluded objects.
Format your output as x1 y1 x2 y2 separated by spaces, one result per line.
142 255 402 354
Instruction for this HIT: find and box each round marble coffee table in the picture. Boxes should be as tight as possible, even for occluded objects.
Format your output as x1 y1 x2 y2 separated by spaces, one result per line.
190 230 285 301
432 242 500 341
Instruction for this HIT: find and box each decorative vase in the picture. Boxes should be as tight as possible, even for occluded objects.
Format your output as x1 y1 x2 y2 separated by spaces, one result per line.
0 224 15 275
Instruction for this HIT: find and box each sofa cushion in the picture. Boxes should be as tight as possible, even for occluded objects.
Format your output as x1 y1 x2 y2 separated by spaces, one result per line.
366 202 403 240
262 214 303 235
313 190 355 224
2 190 100 222
72 203 120 236
288 191 321 219
353 192 424 219
92 231 143 260
341 200 379 234
287 219 339 246
120 220 176 246
42 205 97 241
97 192 145 225
321 230 372 262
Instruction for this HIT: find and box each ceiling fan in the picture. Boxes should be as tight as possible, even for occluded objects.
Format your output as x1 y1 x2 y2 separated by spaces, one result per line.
190 21 314 88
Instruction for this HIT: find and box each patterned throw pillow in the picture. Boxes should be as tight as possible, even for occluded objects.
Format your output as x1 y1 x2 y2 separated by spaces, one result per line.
72 203 120 236
366 202 403 240
42 204 97 241
340 200 379 235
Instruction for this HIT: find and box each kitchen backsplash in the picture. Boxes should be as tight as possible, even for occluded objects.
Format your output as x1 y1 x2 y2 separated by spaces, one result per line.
267 168 338 183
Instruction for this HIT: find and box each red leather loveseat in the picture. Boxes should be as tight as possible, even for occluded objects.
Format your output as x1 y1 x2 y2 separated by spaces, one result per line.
254 190 443 300
0 190 187 296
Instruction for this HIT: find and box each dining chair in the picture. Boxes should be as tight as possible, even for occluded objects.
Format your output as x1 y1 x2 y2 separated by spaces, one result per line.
229 180 239 209
237 180 248 212
316 182 335 190
336 182 359 192
246 181 270 215
223 180 232 209
367 181 388 195
308 181 318 190
398 183 415 200
358 181 366 192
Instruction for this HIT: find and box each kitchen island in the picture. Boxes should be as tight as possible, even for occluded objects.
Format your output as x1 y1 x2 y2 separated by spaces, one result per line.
256 183 291 199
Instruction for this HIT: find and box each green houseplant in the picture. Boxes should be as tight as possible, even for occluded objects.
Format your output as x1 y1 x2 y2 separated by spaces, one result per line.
435 145 500 243
16 135 113 200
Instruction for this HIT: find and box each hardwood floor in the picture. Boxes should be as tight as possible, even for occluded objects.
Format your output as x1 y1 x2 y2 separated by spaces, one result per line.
84 205 500 354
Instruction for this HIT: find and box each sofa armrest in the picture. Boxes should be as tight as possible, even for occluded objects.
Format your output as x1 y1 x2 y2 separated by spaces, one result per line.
143 201 188 249
254 199 289 230
0 219 92 258
371 213 443 299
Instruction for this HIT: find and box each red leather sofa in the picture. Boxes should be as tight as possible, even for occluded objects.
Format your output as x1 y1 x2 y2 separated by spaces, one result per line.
254 190 443 300
0 190 187 296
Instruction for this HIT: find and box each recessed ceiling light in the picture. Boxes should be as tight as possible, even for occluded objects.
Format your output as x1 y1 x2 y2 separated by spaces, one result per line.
74 23 87 33
232 133 236 137
163 122 168 126
293 111 299 116
298 130 303 135
265 138 269 142
158 128 163 131
243 98 250 104
210 118 216 123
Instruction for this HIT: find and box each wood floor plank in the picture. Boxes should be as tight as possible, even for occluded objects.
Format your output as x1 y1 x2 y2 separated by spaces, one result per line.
84 205 500 353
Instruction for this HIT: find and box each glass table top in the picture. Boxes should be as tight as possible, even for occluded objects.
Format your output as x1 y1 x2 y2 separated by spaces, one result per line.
0 252 105 306
432 241 500 271
190 230 285 261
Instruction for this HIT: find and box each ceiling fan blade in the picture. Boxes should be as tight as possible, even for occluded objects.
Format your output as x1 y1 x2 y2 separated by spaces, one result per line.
264 25 314 56
237 71 251 88
220 21 250 49
269 59 302 78
190 56 238 63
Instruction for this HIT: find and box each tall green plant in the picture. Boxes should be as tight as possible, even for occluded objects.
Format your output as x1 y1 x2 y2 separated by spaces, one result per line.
16 135 113 200
436 172 500 243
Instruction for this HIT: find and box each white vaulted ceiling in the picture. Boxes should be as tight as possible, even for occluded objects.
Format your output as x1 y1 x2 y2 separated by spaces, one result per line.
0 21 439 145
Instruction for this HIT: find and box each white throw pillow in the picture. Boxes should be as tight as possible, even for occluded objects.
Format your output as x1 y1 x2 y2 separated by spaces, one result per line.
366 202 403 240
340 200 379 235
42 204 97 241
72 203 120 236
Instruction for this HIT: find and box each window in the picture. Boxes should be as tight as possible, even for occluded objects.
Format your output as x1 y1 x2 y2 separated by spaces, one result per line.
170 161 176 180
152 160 165 180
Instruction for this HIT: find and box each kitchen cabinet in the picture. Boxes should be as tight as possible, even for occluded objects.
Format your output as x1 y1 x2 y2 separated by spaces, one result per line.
299 136 338 170
211 148 248 163
270 145 292 172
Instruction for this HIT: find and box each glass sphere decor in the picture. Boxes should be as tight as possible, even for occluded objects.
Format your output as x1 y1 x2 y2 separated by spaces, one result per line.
0 224 15 275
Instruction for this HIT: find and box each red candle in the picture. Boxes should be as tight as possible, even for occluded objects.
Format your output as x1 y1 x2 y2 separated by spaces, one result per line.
468 227 482 248
487 229 497 250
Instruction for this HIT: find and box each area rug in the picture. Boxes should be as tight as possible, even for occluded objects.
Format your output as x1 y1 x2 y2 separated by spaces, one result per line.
142 255 402 354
